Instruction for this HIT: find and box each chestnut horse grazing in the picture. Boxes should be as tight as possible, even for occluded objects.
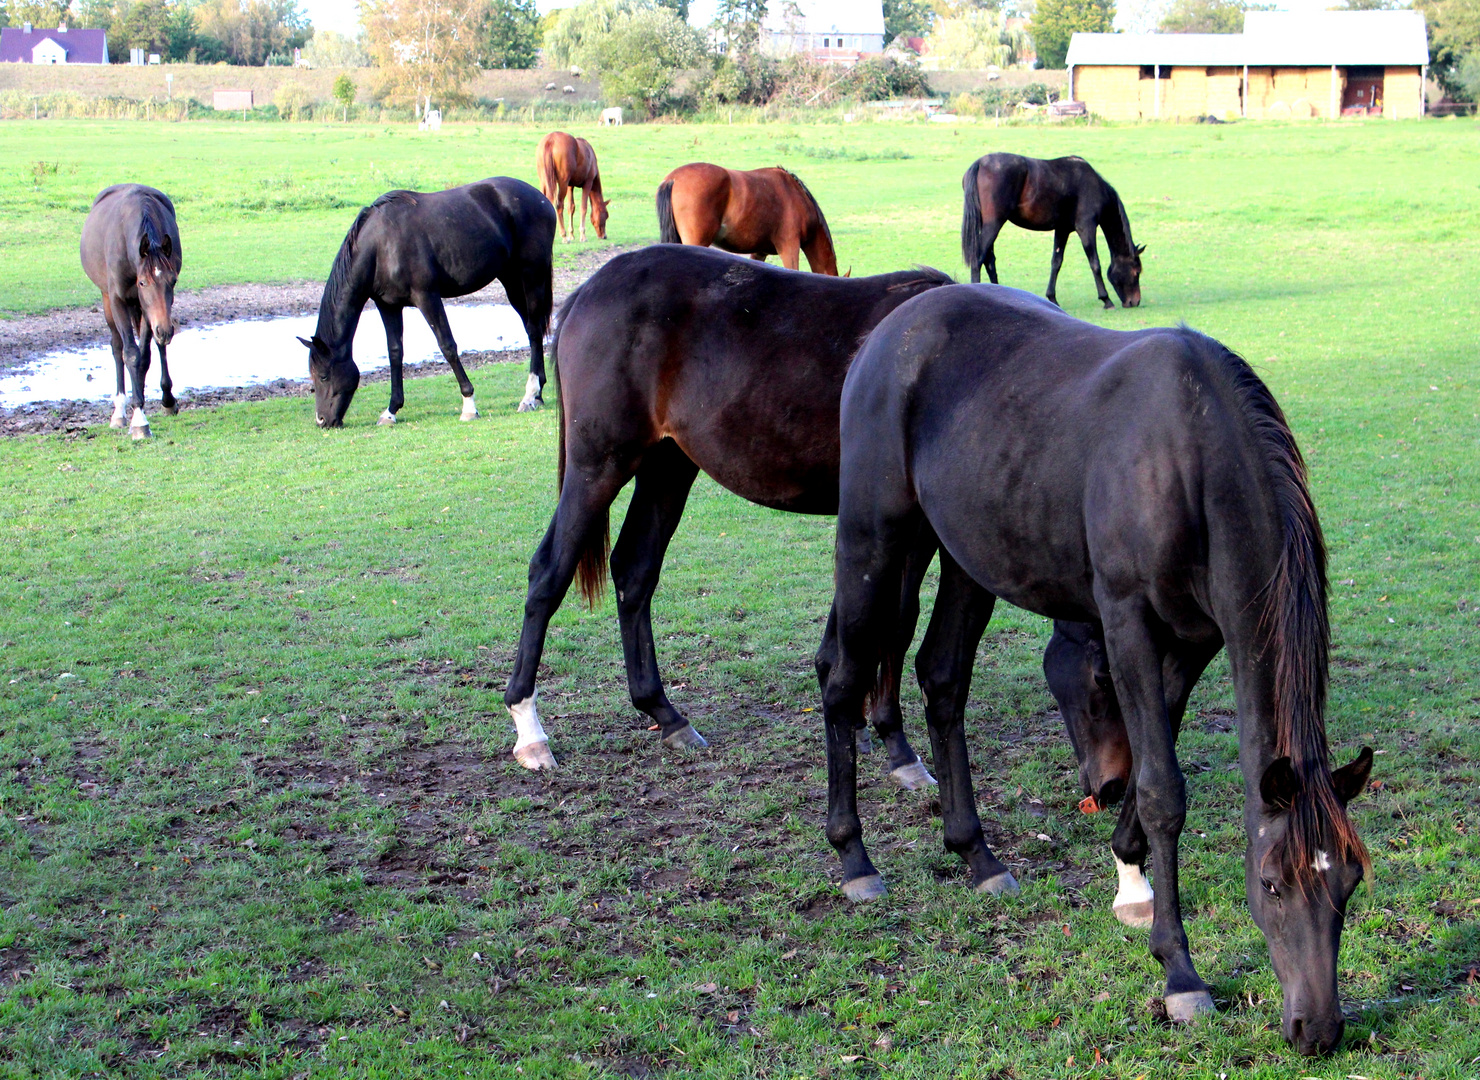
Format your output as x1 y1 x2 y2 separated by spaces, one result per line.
962 153 1144 309
821 283 1373 1052
300 177 556 424
536 131 609 243
656 163 838 274
80 184 181 439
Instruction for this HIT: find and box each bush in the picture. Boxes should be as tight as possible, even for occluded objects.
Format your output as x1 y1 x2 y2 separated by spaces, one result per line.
272 80 314 120
582 5 704 115
768 55 933 106
1457 52 1480 102
703 53 777 106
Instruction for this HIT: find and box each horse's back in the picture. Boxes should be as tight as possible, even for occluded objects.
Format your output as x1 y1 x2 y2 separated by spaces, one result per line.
81 183 178 288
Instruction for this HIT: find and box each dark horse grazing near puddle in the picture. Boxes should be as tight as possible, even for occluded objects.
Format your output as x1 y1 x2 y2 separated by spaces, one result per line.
820 283 1372 1054
80 184 181 439
536 131 609 243
503 245 1136 807
657 163 839 274
300 177 556 425
962 153 1144 309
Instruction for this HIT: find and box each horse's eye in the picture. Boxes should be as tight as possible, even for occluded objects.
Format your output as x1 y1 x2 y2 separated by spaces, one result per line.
1261 879 1280 900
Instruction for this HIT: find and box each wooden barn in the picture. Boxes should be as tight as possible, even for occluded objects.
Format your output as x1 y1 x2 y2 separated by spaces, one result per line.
1065 11 1429 121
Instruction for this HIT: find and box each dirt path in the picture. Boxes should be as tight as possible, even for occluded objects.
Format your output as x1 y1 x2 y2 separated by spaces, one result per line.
0 244 639 437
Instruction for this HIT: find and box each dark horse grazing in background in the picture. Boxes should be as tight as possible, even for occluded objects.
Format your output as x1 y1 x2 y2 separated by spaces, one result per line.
300 177 556 425
656 163 839 274
962 154 1144 309
503 245 1135 807
536 131 609 243
80 184 181 439
820 283 1372 1053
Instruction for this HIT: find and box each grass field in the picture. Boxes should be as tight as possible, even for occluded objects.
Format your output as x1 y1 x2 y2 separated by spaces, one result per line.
1 117 1478 1078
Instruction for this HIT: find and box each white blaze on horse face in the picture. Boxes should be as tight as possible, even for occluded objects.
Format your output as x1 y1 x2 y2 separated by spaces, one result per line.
1313 850 1332 872
460 395 479 421
509 692 547 751
1114 855 1154 906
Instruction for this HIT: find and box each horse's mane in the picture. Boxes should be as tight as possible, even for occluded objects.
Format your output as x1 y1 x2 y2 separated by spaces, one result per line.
1206 337 1368 887
136 193 178 274
319 191 418 330
781 168 834 252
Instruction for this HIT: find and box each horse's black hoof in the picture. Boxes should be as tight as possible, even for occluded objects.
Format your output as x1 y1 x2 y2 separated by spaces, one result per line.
661 724 707 749
841 874 887 902
1164 990 1215 1023
975 870 1019 896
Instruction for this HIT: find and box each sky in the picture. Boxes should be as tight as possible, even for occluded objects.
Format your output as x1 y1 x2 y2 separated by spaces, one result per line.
297 0 1356 46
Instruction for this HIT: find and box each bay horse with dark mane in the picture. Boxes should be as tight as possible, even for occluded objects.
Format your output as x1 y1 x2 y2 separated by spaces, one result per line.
80 183 181 439
656 163 839 274
503 245 1135 816
299 177 556 425
536 131 609 243
962 153 1144 308
820 282 1372 1053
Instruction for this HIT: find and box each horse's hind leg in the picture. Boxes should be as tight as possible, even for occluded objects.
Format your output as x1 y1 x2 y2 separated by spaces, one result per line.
415 294 478 421
503 270 549 412
916 551 1017 895
1079 219 1113 309
1046 226 1072 306
506 454 637 769
1097 596 1212 1021
866 524 938 790
974 218 1005 285
609 440 704 748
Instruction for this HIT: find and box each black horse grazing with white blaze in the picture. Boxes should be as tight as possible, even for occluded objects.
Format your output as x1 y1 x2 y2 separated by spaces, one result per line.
80 184 182 439
300 178 556 426
961 154 1144 309
503 245 957 774
821 284 1372 1055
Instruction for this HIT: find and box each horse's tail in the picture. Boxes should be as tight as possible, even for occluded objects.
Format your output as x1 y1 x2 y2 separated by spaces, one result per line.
1217 340 1368 887
656 180 680 244
961 158 984 273
551 284 609 610
535 140 553 199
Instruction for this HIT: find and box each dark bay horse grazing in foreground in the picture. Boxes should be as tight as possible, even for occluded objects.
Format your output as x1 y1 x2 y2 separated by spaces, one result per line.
503 245 1136 804
536 131 609 243
657 163 839 274
299 177 556 425
962 153 1144 309
822 283 1372 1053
80 184 181 439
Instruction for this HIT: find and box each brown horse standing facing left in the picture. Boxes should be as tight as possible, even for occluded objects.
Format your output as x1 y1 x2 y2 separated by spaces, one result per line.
536 131 608 243
656 162 838 274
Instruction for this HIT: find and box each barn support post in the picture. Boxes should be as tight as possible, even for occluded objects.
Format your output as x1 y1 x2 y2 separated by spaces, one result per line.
1154 64 1161 119
1242 64 1248 118
1068 64 1074 102
1330 64 1339 120
1420 63 1427 117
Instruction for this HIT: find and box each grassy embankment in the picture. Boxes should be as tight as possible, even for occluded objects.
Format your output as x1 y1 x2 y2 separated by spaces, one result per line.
0 120 1478 1077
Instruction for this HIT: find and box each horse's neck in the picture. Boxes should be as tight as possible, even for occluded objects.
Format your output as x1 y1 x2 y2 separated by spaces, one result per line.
315 252 371 350
1098 193 1134 256
587 169 603 200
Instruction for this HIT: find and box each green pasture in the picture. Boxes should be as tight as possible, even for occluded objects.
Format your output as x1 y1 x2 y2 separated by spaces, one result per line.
0 118 1478 1078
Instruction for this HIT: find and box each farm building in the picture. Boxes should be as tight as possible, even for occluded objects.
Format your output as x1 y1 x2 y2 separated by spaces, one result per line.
1065 10 1428 121
0 22 109 64
690 0 886 64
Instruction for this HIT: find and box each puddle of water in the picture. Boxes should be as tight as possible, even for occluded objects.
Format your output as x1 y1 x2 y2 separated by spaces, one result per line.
0 303 529 407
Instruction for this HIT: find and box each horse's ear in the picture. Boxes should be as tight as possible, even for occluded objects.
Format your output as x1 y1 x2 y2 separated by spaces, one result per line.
298 335 329 359
139 234 151 260
161 234 173 259
1260 757 1300 811
1135 243 1146 255
1332 747 1374 805
843 267 852 277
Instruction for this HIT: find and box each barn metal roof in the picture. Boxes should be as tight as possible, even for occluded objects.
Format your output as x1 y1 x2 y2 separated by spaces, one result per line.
1066 10 1429 68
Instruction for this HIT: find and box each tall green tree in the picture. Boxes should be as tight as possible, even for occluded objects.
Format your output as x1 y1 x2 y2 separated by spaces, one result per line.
1416 0 1480 95
716 0 766 56
584 3 703 113
1158 0 1245 33
1028 0 1111 68
0 0 70 28
884 0 935 39
479 0 538 67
